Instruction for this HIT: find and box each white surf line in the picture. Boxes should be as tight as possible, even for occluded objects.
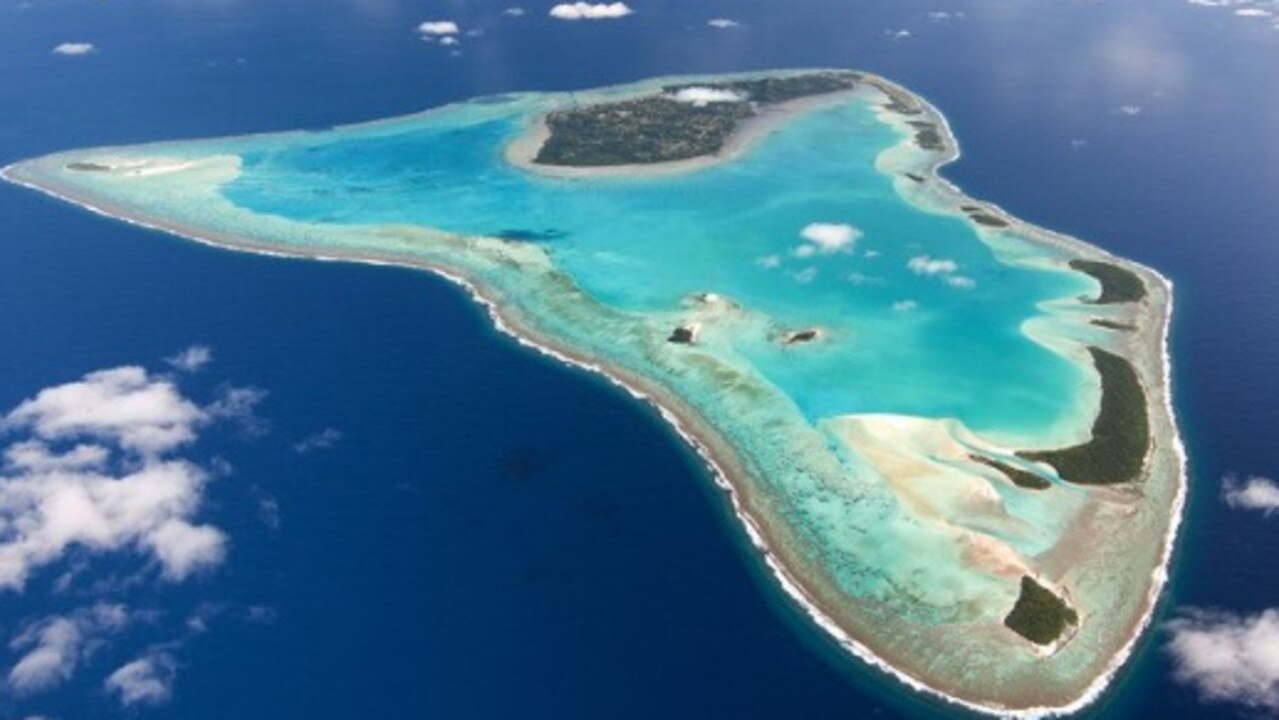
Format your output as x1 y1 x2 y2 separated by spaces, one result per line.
1 70 1189 717
865 74 1190 717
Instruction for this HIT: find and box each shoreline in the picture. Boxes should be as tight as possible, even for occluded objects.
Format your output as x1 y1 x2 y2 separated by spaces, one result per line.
0 69 1187 718
863 72 1187 716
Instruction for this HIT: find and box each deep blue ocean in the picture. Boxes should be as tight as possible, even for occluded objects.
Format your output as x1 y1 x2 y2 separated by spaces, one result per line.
1 1 1277 718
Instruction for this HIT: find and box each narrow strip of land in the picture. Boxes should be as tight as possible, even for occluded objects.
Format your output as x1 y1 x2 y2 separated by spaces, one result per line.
970 454 1052 490
1070 259 1147 304
1020 347 1150 485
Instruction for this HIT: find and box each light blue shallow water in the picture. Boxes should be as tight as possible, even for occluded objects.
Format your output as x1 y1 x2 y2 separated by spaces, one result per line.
219 95 1090 436
10 74 1161 707
4 0 1277 716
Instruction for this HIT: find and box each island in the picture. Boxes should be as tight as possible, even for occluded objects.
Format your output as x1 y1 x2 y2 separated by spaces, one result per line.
1005 576 1080 647
533 71 859 166
2 69 1185 716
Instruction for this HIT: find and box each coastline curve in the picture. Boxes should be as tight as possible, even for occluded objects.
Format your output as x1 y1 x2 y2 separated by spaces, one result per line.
0 68 1187 717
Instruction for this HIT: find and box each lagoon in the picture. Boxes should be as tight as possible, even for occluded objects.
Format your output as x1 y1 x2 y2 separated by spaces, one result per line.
3 70 1183 714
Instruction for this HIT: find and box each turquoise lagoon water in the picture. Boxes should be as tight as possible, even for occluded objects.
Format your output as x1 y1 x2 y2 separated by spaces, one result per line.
6 0 1277 714
215 93 1092 439
10 81 1132 706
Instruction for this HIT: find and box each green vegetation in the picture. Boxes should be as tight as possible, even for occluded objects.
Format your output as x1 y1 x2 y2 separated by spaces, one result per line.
536 96 753 166
495 228 568 241
66 162 111 172
1019 348 1150 485
968 212 1009 228
1004 576 1078 645
957 204 1009 227
1070 259 1147 304
970 455 1051 490
879 84 923 115
789 330 818 343
906 120 945 152
783 329 821 345
534 72 860 167
958 205 1009 228
1091 319 1135 332
667 326 695 344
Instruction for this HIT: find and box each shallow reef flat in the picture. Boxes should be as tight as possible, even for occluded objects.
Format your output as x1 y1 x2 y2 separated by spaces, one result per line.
3 69 1184 716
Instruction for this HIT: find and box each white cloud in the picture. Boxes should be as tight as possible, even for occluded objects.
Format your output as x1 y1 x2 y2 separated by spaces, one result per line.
887 29 912 40
790 267 818 284
439 36 460 46
105 651 176 706
293 428 342 454
928 11 964 21
1087 17 1188 97
9 618 82 693
892 300 919 312
707 18 740 28
549 2 633 20
165 345 212 374
245 605 278 624
0 362 256 703
503 7 526 16
4 367 205 456
184 604 222 634
669 87 744 106
0 455 226 589
0 364 242 591
145 521 226 582
1116 104 1143 116
52 43 94 56
1166 608 1279 710
946 275 976 289
8 604 130 694
206 386 268 436
1186 0 1279 31
798 223 861 255
5 441 108 473
755 255 782 269
1222 475 1279 515
417 20 459 35
257 495 280 529
907 255 959 276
